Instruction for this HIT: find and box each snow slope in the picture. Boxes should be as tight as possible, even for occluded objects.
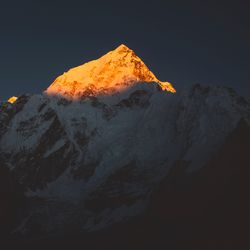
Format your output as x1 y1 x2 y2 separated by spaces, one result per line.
0 82 249 237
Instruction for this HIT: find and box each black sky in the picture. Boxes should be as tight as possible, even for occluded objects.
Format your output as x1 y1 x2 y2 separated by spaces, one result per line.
0 0 249 100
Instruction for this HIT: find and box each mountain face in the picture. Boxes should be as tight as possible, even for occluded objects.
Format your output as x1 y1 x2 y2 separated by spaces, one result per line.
45 44 176 100
0 45 249 240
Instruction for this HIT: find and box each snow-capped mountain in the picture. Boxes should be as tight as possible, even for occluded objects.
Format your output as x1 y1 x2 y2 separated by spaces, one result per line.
0 45 249 239
45 44 176 99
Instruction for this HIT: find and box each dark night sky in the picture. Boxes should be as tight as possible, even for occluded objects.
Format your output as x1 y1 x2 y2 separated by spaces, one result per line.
0 0 249 100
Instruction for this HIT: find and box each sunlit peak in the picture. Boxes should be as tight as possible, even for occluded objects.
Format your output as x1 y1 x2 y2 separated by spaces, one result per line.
114 44 132 53
45 44 176 100
8 96 18 104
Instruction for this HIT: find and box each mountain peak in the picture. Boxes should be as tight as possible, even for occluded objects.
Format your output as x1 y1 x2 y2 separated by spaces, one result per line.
7 96 18 104
45 44 176 99
114 44 132 52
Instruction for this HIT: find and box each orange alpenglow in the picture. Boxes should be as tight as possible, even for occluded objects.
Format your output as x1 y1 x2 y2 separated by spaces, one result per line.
45 44 176 100
7 96 18 104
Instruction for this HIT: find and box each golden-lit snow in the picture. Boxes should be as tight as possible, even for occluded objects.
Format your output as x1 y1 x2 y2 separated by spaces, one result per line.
46 44 176 99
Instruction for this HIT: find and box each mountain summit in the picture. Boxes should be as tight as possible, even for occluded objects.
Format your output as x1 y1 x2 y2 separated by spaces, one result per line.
45 44 176 99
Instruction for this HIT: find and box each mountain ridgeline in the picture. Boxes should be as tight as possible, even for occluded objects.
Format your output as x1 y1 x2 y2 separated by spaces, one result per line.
0 45 249 249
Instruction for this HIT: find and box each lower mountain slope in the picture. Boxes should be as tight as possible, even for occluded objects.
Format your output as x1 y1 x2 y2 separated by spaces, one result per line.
0 83 249 240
